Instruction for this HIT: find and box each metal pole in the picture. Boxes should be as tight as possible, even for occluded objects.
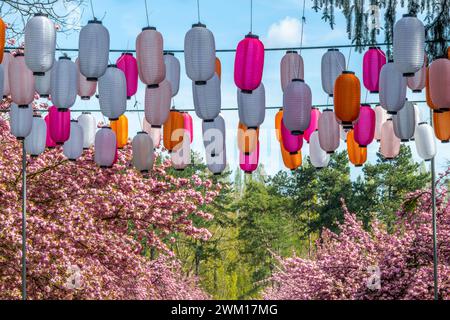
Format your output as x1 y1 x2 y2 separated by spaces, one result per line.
429 110 438 300
21 141 27 301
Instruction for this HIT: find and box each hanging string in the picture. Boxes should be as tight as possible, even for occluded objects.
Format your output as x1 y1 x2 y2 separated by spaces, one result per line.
250 0 253 34
347 47 352 71
89 0 96 19
145 0 150 27
197 0 201 23
296 0 307 79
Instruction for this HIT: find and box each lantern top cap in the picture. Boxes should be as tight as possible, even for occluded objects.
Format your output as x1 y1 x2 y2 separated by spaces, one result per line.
88 19 102 24
164 52 175 56
121 52 133 56
368 46 381 49
137 131 148 135
71 119 78 123
323 108 333 112
402 13 417 18
142 26 156 31
245 33 259 39
108 64 118 68
292 78 304 82
361 103 371 107
15 53 24 57
59 56 71 60
418 122 428 126
388 59 394 63
286 50 298 54
34 12 49 17
82 112 91 115
102 126 112 130
33 114 42 118
342 71 355 75
328 48 339 52
387 118 393 122
192 23 206 28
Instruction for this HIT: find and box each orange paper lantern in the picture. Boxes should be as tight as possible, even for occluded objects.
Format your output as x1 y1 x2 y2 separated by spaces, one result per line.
110 115 129 149
0 18 5 63
237 122 259 155
433 110 450 143
163 110 184 152
334 71 361 129
425 66 439 111
347 129 367 167
281 143 302 171
275 109 283 142
215 57 222 79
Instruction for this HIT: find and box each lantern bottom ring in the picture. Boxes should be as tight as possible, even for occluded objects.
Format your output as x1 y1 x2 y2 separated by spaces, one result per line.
109 118 119 121
214 173 222 176
413 90 422 93
370 91 379 94
195 81 207 86
83 148 90 150
40 95 49 98
151 125 162 129
16 137 25 141
57 108 70 112
100 166 113 169
141 170 149 174
403 73 415 77
359 145 368 148
291 131 303 136
387 111 397 115
33 72 45 76
401 139 410 143
244 152 251 156
442 141 449 144
81 97 91 100
69 159 77 162
241 90 254 94
147 84 160 89
127 96 132 100
86 78 98 82
3 95 7 99
327 151 335 155
355 165 363 168
245 171 253 175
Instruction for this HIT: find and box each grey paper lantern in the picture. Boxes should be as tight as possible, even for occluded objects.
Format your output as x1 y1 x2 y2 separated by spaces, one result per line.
407 54 426 93
77 112 96 149
25 115 47 157
164 53 180 97
63 120 84 161
78 19 110 81
280 51 304 92
1 51 12 98
237 83 266 129
9 104 33 140
283 79 312 135
34 63 54 98
318 109 340 154
415 122 436 161
184 23 216 85
9 53 35 106
202 115 226 157
206 144 226 175
99 65 127 120
310 130 330 169
51 57 77 109
393 14 425 77
132 131 155 173
379 61 407 115
144 79 172 128
95 127 117 168
193 73 221 121
393 100 416 142
136 27 165 86
321 49 346 97
24 13 56 76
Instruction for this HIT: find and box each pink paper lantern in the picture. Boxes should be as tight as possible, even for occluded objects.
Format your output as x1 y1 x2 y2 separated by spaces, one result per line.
44 114 57 148
48 106 71 145
76 58 97 100
363 47 386 93
117 53 138 99
407 54 427 93
380 119 401 160
9 53 35 106
281 120 303 153
234 34 264 93
183 112 194 144
429 58 450 110
136 27 165 86
304 108 321 143
240 142 259 174
354 104 376 148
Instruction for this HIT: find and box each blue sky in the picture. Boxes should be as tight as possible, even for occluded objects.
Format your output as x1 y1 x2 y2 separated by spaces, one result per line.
38 0 448 177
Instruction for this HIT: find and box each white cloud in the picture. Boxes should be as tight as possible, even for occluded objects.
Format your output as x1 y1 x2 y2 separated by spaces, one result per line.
263 16 304 47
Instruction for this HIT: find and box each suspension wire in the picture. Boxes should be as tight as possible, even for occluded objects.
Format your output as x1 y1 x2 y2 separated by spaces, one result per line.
250 0 253 34
299 0 306 54
145 0 150 27
89 0 96 19
197 0 201 23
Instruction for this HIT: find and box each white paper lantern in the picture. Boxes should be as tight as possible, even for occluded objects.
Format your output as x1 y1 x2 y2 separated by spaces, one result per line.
78 19 110 81
63 120 84 161
393 100 417 142
202 115 226 157
164 53 180 97
24 13 56 76
25 115 46 157
34 64 54 98
283 79 312 135
374 105 388 142
184 23 216 84
77 112 96 149
379 61 407 115
318 109 340 154
321 49 346 96
415 122 436 161
237 83 265 129
1 51 12 97
95 127 117 168
9 104 33 140
51 57 77 109
280 51 304 92
136 27 165 86
393 14 425 77
76 58 97 100
132 131 155 173
310 130 330 169
144 79 172 127
99 65 127 120
193 73 221 121
9 53 35 106
171 132 191 171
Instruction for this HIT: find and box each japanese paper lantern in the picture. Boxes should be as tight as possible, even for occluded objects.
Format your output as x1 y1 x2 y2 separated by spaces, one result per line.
95 127 117 168
0 18 5 63
99 65 127 120
171 133 191 171
321 49 346 96
9 104 33 140
280 51 304 92
132 132 155 173
35 64 53 98
237 83 266 129
143 118 162 148
110 115 128 149
318 109 340 154
163 53 180 97
184 23 216 84
77 112 96 149
9 53 35 106
425 66 438 111
283 79 312 135
206 144 226 175
136 27 165 86
76 58 97 100
183 112 194 144
1 51 12 97
380 119 401 160
310 131 330 169
237 122 258 155
363 47 386 93
429 58 450 110
203 115 226 157
234 34 265 92
48 106 71 145
334 71 361 128
44 114 56 148
340 126 348 142
281 145 302 171
0 65 3 99
24 13 56 76
448 46 450 59
25 115 46 157
275 109 283 142
240 142 260 174
304 108 321 143
63 120 84 161
347 129 367 167
379 62 407 115
193 73 221 121
407 54 427 93
117 53 138 99
354 104 376 148
434 110 450 143
374 105 388 142
281 120 303 153
393 100 416 142
51 57 77 110
144 79 172 127
78 19 110 81
393 14 425 77
415 122 436 161
163 110 185 152
215 57 222 80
